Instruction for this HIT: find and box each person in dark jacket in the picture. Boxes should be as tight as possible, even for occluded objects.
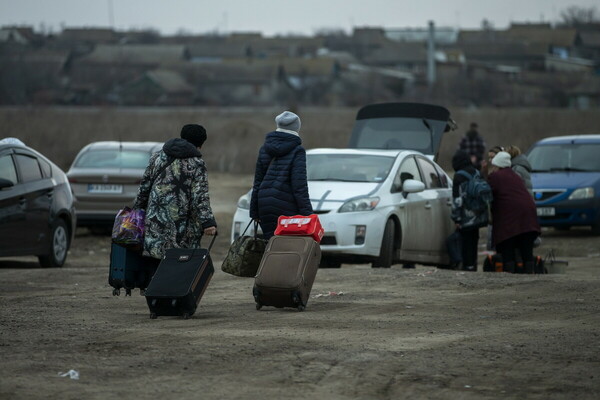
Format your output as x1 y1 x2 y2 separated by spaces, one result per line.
451 150 483 271
134 124 217 260
487 151 541 273
250 111 313 239
457 122 486 169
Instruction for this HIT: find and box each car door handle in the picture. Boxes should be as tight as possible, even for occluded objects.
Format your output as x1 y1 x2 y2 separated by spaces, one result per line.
446 200 452 206
18 197 26 206
424 202 432 209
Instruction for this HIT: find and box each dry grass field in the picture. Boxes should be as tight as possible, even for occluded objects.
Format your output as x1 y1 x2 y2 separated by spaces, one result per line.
2 106 600 173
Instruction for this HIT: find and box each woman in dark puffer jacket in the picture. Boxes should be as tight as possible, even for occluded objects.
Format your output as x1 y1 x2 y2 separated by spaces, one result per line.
250 111 313 239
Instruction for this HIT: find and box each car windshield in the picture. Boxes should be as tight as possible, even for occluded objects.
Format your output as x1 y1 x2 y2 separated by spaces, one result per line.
307 154 395 182
528 143 600 172
75 150 151 169
349 117 444 153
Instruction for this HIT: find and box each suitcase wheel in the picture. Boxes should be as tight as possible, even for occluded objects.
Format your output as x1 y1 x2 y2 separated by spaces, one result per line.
255 303 262 311
125 289 132 297
150 313 157 319
297 304 305 312
182 312 190 320
112 288 120 296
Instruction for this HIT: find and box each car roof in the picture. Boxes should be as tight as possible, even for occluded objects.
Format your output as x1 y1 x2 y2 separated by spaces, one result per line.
534 134 600 145
306 148 421 158
81 141 163 152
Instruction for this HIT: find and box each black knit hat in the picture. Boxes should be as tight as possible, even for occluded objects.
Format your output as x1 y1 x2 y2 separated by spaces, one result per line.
180 124 207 147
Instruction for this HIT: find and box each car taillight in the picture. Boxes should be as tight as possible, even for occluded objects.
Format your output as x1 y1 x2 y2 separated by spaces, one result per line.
68 177 78 183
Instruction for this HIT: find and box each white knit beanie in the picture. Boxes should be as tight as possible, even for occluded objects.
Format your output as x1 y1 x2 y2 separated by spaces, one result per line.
492 151 512 168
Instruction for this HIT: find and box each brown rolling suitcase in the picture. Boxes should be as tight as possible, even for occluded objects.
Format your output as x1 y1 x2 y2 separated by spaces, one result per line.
253 235 321 311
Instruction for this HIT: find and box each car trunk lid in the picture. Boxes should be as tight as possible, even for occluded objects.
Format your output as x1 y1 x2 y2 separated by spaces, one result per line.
348 103 455 161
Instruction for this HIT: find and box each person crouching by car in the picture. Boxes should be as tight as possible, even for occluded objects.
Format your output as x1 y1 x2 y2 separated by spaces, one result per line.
133 124 217 264
487 151 540 273
451 150 487 272
250 111 313 239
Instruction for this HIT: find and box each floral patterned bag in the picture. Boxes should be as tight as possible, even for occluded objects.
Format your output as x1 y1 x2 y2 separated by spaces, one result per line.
111 207 146 250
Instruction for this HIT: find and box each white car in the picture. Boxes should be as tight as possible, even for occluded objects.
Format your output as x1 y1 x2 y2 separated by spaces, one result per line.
232 102 457 268
232 148 454 268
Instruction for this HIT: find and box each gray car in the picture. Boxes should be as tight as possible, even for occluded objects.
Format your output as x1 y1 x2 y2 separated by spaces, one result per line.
66 141 163 233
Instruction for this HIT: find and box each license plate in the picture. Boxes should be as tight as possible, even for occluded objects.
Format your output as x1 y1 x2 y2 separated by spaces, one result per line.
88 184 123 194
537 207 555 216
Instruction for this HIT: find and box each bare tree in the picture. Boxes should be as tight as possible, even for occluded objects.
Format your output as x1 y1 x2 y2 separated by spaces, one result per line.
558 6 600 28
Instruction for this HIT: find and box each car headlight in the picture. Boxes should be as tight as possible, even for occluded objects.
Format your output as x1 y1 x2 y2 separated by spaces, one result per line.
339 197 380 213
568 187 594 200
237 193 251 209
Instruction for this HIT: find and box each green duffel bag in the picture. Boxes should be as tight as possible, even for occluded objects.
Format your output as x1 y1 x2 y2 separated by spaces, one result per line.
221 221 267 277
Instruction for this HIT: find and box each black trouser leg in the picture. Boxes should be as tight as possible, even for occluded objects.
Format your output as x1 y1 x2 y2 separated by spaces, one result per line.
515 231 537 274
460 228 480 271
496 236 516 273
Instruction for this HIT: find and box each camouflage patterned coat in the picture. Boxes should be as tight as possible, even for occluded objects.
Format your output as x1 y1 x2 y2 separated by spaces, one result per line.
133 138 216 259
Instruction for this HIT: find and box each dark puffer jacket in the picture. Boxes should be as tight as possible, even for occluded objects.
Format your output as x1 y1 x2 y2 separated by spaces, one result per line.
250 131 313 238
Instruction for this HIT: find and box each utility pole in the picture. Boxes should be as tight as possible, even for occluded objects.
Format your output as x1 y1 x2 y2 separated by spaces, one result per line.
108 0 114 28
427 20 436 87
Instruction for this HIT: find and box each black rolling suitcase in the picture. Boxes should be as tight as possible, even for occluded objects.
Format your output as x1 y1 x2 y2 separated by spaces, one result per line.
144 236 216 319
109 243 158 296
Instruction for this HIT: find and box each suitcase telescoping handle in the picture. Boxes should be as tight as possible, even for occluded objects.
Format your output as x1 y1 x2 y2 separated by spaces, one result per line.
203 233 217 254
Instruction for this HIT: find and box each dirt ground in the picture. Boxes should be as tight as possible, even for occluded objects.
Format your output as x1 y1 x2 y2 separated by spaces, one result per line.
1 173 599 400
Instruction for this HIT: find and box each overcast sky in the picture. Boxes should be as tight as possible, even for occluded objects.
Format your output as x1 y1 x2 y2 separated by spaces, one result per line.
0 0 597 36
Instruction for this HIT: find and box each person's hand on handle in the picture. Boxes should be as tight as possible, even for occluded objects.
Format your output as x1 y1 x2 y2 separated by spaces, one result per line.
204 226 217 236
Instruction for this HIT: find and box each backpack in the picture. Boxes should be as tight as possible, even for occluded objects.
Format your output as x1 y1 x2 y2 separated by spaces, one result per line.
456 170 493 212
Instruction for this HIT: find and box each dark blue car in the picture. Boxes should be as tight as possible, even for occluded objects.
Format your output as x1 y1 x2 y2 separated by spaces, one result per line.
528 135 600 234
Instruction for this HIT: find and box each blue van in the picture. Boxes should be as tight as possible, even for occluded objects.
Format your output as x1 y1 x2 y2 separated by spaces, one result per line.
528 135 600 234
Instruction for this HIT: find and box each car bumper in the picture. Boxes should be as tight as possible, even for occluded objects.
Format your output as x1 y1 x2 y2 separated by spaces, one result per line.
536 198 599 227
73 196 134 226
231 207 388 258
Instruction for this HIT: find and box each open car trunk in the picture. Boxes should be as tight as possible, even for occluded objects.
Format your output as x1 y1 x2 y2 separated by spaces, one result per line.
348 103 455 161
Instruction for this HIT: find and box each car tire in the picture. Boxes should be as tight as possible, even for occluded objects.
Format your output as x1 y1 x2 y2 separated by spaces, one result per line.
372 219 395 269
591 219 600 236
39 219 69 268
320 257 342 269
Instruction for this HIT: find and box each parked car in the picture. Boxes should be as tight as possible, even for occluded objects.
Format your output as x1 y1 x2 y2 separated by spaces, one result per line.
232 102 456 268
67 141 162 233
0 141 76 267
528 134 600 234
233 148 454 268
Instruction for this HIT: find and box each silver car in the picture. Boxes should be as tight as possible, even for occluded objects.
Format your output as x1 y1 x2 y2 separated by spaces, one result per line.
66 141 162 233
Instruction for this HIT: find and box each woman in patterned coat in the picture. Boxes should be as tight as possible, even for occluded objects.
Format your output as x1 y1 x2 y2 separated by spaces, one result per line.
134 124 217 260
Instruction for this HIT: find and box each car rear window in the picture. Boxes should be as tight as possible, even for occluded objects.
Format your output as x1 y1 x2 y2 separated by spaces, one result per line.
307 154 395 182
75 150 151 169
529 143 600 172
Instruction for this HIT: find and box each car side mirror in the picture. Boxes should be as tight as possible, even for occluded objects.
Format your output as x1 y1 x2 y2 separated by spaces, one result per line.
402 179 425 198
0 178 15 189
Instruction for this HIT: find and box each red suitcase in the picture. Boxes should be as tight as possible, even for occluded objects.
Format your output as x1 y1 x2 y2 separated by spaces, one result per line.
274 214 324 243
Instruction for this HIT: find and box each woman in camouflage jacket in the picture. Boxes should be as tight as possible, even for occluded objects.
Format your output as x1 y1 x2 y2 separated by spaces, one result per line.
133 124 217 259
